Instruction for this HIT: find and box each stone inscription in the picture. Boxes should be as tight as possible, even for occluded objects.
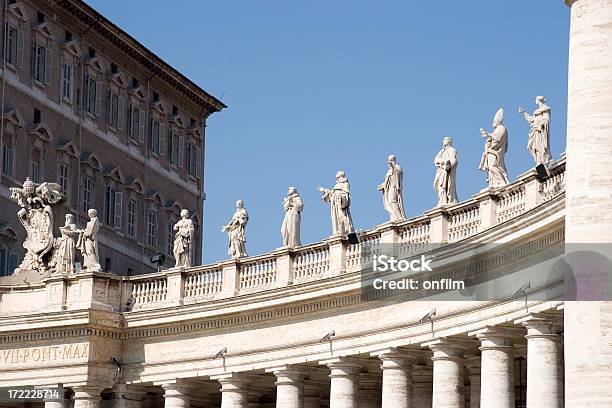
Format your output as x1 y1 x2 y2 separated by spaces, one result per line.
0 343 89 366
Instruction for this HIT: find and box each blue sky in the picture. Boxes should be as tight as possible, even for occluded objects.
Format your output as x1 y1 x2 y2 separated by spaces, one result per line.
88 1 570 263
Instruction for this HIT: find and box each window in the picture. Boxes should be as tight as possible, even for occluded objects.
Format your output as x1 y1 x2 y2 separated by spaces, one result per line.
82 175 93 213
128 102 145 142
127 198 137 237
105 186 123 229
186 139 200 177
4 23 24 68
30 149 42 183
147 207 158 247
149 118 165 155
0 248 19 277
2 143 14 177
85 74 101 116
57 161 70 194
166 220 174 256
61 63 73 101
107 91 125 130
32 41 52 84
168 130 180 165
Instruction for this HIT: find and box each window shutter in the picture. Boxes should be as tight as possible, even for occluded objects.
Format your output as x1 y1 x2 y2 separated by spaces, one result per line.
16 28 24 68
67 64 73 100
178 135 185 167
196 146 202 179
118 96 125 130
107 90 112 125
114 191 123 229
159 122 166 155
138 109 145 142
83 74 89 109
44 46 52 84
95 80 102 116
31 40 36 77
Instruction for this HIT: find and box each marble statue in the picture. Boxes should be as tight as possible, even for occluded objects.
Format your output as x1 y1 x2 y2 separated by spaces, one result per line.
281 187 303 247
77 209 101 272
222 200 249 259
318 171 354 236
377 155 406 221
479 108 509 188
9 178 64 275
173 209 194 268
49 214 79 274
519 96 552 166
433 137 459 206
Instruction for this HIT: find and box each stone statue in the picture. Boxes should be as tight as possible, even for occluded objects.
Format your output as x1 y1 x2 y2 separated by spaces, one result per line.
173 209 194 268
479 108 510 188
77 209 101 272
222 200 249 259
9 178 64 275
281 187 303 247
519 96 552 166
433 137 459 206
49 214 79 274
377 155 406 221
318 171 354 236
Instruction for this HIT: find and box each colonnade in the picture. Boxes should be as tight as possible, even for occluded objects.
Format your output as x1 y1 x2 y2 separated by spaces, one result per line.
37 313 563 408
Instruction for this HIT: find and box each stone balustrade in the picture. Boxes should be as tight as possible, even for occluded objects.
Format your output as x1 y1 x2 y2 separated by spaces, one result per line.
0 158 566 315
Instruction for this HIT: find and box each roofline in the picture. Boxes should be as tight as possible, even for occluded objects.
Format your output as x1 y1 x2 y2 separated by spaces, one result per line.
57 0 227 115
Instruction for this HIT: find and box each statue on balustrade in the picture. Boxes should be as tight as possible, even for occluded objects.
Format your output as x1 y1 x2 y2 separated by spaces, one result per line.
222 200 249 259
479 108 509 188
433 137 458 206
519 96 552 166
377 155 406 222
173 209 194 267
281 187 303 247
49 214 79 274
77 209 101 272
9 178 64 275
318 171 354 236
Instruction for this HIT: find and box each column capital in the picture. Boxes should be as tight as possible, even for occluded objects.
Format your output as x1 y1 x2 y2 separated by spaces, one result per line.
515 312 563 337
321 357 362 377
213 373 252 391
71 385 105 400
267 365 307 385
465 355 481 377
469 326 520 351
423 338 466 362
374 348 415 371
160 381 192 396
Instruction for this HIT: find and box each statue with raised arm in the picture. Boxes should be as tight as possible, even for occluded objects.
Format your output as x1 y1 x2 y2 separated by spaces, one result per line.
173 209 194 267
433 137 459 206
9 178 65 275
77 209 101 272
479 108 509 188
377 155 406 221
519 96 552 166
222 200 249 259
281 187 303 247
318 171 354 236
49 214 79 274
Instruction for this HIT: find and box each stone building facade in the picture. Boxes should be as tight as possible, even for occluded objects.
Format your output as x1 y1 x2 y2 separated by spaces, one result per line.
0 0 225 276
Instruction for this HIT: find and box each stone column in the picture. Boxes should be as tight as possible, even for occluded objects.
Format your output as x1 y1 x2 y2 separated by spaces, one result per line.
303 381 321 408
426 340 465 408
516 314 563 408
45 387 69 408
563 0 612 403
217 375 249 408
273 367 306 408
378 351 412 408
465 357 481 408
72 386 104 408
161 383 190 408
474 329 514 408
325 359 361 408
357 373 380 408
106 384 146 408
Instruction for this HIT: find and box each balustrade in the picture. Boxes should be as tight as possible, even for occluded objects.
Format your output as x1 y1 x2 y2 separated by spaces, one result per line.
130 277 168 309
239 258 277 291
497 185 527 224
184 267 223 299
346 232 381 271
294 245 331 282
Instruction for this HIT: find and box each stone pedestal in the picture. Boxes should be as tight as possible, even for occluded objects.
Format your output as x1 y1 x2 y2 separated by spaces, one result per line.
72 386 104 408
217 375 249 408
516 314 563 408
325 359 361 408
273 367 306 408
378 352 412 408
161 383 190 408
427 341 465 408
475 330 514 408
